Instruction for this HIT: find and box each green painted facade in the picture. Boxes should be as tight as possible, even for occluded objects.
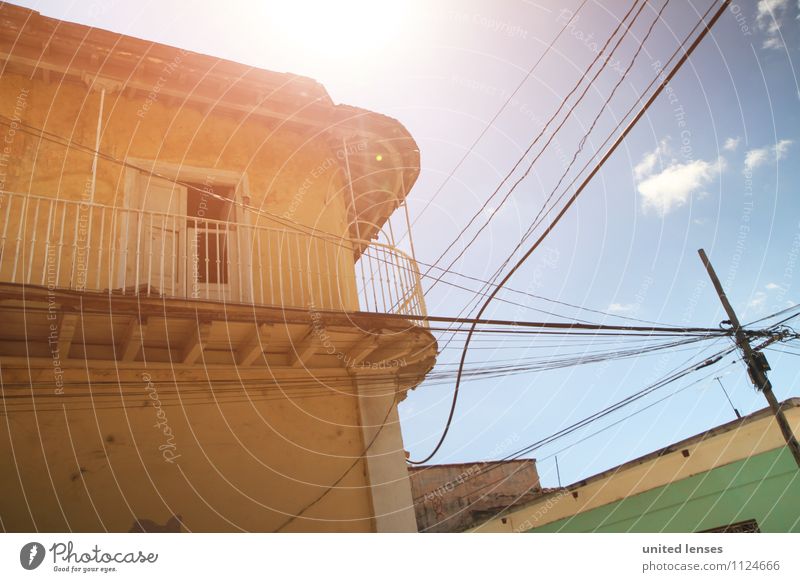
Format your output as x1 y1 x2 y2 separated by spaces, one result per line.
528 447 800 533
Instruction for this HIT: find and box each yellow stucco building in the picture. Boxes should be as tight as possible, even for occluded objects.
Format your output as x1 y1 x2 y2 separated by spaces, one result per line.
472 400 800 533
0 4 436 532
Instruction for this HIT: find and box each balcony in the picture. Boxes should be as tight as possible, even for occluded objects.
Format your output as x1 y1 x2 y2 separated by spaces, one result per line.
0 191 427 320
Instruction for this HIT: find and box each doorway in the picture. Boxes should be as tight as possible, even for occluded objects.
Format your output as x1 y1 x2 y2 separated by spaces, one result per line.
124 168 242 302
185 181 236 301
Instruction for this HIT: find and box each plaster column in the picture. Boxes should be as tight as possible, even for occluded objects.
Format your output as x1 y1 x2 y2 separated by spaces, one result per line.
355 374 417 532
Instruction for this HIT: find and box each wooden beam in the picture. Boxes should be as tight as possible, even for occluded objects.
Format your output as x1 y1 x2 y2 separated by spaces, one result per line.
120 317 148 362
346 333 381 368
57 313 79 360
181 321 212 365
287 327 318 368
0 284 439 334
374 343 416 368
236 323 271 367
399 340 438 366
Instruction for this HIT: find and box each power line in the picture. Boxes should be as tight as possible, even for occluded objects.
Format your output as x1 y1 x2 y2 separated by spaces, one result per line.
0 333 733 416
0 336 720 406
491 0 730 296
1 292 725 333
417 262 677 327
494 352 734 464
432 0 721 333
519 0 672 246
422 0 648 290
410 0 726 422
14 8 662 333
411 344 736 504
273 393 397 532
0 3 726 350
744 303 800 327
425 356 743 531
398 0 591 244
419 366 716 528
0 111 680 332
408 0 731 465
766 346 800 357
413 0 722 369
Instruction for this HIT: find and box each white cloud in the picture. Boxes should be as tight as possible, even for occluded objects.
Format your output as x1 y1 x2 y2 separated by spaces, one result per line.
747 282 788 314
634 151 658 180
744 139 793 172
635 146 724 216
633 139 670 180
757 0 787 18
748 291 768 311
744 147 770 171
723 137 741 152
607 302 637 314
757 0 790 50
774 138 793 159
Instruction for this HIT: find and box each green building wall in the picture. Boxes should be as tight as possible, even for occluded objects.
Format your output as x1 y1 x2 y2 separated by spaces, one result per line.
527 447 800 533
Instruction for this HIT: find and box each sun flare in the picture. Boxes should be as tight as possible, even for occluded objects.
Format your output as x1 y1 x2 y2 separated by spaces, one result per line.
268 0 410 64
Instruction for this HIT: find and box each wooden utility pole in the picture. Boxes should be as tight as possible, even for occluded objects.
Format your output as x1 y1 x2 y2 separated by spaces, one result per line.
698 248 800 468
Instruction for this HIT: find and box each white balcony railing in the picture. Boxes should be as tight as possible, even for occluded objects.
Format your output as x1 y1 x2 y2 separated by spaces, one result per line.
0 191 426 320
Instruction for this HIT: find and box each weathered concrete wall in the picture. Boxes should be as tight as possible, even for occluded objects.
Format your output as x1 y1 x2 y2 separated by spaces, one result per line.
0 68 418 531
1 71 350 231
409 460 542 532
0 371 374 532
0 71 359 309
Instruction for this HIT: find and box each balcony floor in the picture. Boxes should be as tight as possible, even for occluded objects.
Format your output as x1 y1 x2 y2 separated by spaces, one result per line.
0 282 438 405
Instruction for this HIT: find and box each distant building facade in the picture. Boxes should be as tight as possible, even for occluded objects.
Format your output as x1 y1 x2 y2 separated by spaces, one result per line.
409 459 544 532
472 398 800 533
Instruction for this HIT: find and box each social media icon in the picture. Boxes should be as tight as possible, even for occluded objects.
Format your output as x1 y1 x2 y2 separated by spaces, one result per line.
20 542 46 570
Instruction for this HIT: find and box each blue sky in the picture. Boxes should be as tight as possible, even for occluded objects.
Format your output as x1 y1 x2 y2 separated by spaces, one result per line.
15 0 800 487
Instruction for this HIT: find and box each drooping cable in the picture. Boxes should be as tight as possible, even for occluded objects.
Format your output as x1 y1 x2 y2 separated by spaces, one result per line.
407 0 732 465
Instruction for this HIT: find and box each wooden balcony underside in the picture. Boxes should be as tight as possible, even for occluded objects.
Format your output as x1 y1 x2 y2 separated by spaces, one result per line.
0 282 438 403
